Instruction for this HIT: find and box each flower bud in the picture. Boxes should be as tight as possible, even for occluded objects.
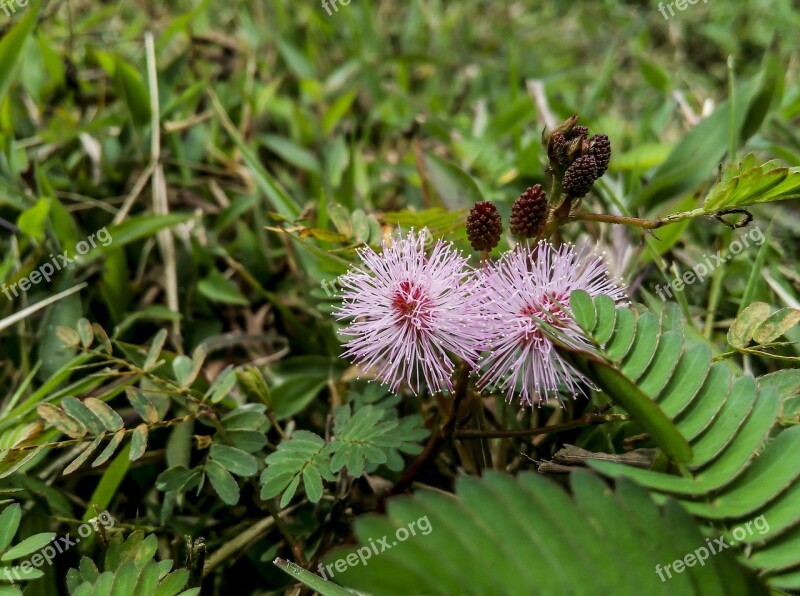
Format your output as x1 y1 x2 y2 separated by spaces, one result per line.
509 185 548 239
589 134 611 177
466 201 503 251
562 155 599 199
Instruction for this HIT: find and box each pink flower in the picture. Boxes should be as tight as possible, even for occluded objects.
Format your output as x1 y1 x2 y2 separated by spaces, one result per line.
334 231 485 394
476 241 626 406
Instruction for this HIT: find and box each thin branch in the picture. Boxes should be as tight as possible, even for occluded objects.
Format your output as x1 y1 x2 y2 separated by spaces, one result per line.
384 364 470 501
454 413 628 439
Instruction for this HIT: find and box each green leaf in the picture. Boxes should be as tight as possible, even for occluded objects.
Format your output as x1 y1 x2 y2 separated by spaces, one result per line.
633 79 757 209
206 460 240 506
327 203 352 237
129 424 149 461
76 319 94 348
64 435 105 475
37 403 87 438
155 466 197 492
114 56 151 127
17 197 50 241
271 375 328 420
197 270 249 306
727 302 771 349
328 405 413 477
84 398 124 432
206 366 237 404
92 429 126 468
583 358 692 462
703 158 800 211
1 532 57 561
423 153 484 210
0 0 41 105
144 330 168 370
260 431 333 506
752 307 800 344
209 445 258 478
80 214 193 263
569 290 596 332
61 397 105 435
322 472 757 595
126 388 160 424
273 558 353 596
260 134 320 174
0 504 21 551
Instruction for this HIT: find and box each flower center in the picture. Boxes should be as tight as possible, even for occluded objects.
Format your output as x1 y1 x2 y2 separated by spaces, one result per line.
391 280 433 329
519 293 571 344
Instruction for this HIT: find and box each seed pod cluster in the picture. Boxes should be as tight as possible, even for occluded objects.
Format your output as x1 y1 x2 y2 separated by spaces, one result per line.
545 117 612 199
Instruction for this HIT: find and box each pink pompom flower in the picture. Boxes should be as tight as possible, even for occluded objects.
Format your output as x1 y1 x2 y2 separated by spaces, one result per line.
476 240 626 406
334 231 485 394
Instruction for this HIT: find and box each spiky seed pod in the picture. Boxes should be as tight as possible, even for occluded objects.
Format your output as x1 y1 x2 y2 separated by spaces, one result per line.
588 134 611 177
563 155 599 199
564 125 589 141
509 185 548 239
466 201 503 252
